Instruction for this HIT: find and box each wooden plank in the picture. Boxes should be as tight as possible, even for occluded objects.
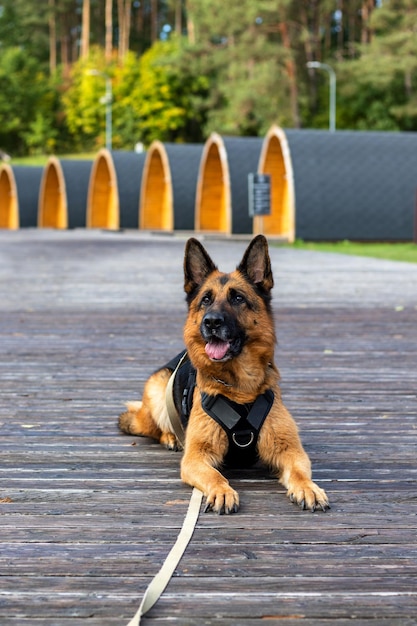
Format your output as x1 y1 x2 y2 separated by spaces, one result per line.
1 589 417 621
1 542 417 574
2 621 414 626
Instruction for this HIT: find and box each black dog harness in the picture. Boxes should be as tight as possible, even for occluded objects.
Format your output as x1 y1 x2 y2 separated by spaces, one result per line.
164 351 274 468
200 389 274 467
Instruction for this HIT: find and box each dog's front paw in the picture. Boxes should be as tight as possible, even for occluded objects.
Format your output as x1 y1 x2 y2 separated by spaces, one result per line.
159 432 182 451
287 480 330 512
204 485 239 515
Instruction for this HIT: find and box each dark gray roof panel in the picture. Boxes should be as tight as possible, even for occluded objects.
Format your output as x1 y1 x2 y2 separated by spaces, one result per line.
223 137 263 234
60 160 92 228
164 144 204 230
12 166 43 227
285 129 417 240
111 151 146 229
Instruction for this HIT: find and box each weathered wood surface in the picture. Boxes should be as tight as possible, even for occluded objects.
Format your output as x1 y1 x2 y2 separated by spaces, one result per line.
1 230 417 625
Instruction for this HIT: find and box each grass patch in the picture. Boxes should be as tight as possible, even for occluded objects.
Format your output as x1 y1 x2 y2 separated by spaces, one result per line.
9 153 96 166
287 240 417 264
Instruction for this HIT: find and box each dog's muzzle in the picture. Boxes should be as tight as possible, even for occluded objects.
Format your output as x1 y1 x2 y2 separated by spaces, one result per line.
201 311 242 361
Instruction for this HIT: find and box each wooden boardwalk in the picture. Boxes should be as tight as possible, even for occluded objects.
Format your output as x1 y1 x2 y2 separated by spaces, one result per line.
1 230 417 625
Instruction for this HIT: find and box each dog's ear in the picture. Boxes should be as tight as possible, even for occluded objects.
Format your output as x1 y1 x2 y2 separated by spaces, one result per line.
237 235 274 293
184 238 217 297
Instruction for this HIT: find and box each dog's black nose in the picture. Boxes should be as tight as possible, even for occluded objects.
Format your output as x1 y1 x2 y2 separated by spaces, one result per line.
203 312 224 332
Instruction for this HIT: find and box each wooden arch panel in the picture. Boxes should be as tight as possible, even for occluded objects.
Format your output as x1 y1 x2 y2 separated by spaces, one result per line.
256 125 295 242
87 149 119 229
38 157 67 229
195 133 231 234
140 141 173 230
0 164 19 229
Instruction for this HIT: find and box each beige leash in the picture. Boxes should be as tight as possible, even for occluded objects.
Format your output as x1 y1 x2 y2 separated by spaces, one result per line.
127 352 202 624
164 351 189 447
126 486 203 625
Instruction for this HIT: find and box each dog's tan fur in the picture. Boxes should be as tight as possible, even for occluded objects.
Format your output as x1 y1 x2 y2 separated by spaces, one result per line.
119 236 329 514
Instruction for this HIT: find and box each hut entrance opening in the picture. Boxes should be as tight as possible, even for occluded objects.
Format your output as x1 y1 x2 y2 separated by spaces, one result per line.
140 146 173 231
39 159 67 229
0 166 18 229
88 152 119 229
196 140 230 234
256 128 295 242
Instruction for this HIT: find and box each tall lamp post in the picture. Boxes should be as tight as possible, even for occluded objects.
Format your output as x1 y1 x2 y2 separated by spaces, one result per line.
88 70 113 151
307 61 336 132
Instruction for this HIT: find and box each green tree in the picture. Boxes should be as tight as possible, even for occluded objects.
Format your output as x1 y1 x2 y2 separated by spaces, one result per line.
61 47 112 151
336 0 417 131
5 0 417 154
185 0 294 135
113 37 210 146
0 47 59 155
0 0 50 65
111 51 142 148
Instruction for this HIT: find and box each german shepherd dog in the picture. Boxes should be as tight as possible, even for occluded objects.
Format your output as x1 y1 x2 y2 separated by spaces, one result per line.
119 236 329 514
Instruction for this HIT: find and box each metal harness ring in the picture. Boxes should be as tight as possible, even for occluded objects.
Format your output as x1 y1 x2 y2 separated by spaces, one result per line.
232 431 255 448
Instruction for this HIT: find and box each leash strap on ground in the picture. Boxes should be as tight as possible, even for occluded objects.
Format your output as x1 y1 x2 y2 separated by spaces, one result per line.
126 486 203 626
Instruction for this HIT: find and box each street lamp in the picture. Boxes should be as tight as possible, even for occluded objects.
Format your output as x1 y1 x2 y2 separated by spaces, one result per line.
88 69 113 151
306 61 336 132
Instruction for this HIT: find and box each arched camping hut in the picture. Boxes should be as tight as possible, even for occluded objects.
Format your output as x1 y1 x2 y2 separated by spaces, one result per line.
140 141 171 230
38 157 67 228
283 129 417 241
0 164 19 229
87 149 119 229
87 149 145 229
140 141 203 231
255 125 295 242
0 165 43 228
38 157 92 229
195 133 263 235
195 133 230 234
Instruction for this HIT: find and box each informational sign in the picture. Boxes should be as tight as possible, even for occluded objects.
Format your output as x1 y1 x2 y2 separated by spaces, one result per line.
248 173 271 217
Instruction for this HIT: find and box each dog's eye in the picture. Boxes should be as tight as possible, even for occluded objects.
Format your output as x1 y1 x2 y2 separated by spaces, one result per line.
230 291 246 306
200 293 212 307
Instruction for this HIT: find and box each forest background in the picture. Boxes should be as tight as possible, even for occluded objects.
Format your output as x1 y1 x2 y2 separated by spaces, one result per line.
1 0 417 157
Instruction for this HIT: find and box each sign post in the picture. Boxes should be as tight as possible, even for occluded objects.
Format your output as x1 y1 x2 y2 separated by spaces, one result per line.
248 173 271 235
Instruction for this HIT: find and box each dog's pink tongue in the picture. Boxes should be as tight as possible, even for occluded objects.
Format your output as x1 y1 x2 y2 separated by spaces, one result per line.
205 341 230 360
